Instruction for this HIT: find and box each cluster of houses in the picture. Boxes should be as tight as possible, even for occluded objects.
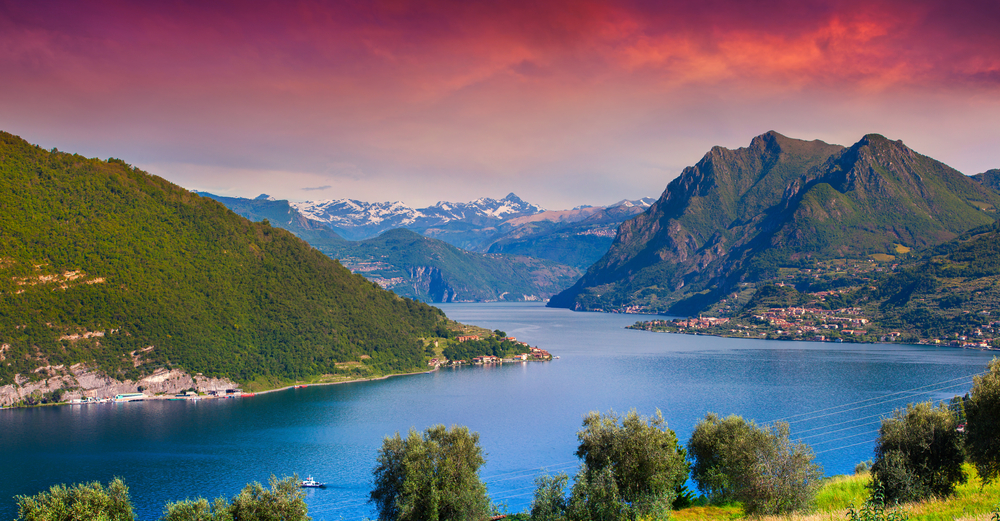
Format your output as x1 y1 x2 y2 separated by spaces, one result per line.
427 339 552 368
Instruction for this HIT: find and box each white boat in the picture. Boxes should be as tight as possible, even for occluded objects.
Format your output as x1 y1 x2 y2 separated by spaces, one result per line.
300 476 325 488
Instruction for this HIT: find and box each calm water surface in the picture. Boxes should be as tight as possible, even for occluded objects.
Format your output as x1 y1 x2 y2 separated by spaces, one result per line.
1 303 994 520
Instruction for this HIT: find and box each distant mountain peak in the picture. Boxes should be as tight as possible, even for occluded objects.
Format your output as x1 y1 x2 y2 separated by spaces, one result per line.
254 194 277 201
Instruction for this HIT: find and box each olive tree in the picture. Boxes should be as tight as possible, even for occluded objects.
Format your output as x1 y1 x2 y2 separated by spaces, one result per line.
160 475 309 521
967 357 1000 484
369 424 490 521
688 413 822 515
871 401 965 503
15 478 135 521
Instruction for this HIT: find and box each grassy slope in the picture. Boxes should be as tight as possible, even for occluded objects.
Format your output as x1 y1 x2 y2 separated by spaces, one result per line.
0 132 446 386
673 466 999 521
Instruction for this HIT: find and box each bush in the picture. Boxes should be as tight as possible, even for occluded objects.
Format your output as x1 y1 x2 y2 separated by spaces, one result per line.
967 358 1000 485
161 475 309 521
15 478 135 521
369 424 490 521
870 401 965 503
688 413 822 515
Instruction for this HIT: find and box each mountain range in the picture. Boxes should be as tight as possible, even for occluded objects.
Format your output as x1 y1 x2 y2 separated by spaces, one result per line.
200 193 653 301
550 131 1000 315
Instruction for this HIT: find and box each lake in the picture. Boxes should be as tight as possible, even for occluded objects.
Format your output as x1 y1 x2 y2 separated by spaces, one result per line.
0 302 994 520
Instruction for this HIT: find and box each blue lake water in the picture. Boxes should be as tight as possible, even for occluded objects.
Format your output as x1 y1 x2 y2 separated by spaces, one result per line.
0 302 994 520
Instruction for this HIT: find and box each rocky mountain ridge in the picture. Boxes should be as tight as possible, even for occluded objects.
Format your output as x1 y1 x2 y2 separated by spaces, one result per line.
550 131 1000 314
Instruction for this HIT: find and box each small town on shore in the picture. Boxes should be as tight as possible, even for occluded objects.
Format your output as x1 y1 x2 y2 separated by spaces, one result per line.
629 304 999 350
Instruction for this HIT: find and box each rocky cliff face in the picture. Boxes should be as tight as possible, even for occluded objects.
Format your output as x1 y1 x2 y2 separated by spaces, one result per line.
0 363 236 406
550 132 1000 314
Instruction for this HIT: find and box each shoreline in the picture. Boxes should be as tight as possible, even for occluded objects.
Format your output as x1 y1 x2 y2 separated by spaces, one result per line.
2 359 554 410
630 326 1000 352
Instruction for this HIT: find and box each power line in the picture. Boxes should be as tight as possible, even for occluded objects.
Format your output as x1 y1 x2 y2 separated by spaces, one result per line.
764 371 982 426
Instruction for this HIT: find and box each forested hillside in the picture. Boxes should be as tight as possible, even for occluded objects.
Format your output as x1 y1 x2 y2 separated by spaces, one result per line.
0 132 446 387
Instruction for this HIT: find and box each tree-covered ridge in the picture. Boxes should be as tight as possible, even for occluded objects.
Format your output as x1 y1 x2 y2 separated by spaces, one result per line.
551 132 1000 315
0 131 446 386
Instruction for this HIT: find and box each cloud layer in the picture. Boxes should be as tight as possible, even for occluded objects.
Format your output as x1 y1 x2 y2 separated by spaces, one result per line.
2 0 998 208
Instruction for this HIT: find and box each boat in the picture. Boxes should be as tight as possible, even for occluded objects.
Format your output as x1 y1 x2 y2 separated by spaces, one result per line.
300 476 325 488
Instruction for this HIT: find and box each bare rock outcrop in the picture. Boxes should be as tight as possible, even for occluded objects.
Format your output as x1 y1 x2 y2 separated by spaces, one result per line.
0 364 238 406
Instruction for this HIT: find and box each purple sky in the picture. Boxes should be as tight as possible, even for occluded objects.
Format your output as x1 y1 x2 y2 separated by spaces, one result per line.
2 0 999 209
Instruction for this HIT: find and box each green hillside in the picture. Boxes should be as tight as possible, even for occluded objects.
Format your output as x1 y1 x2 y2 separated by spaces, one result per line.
551 132 1000 315
321 228 581 302
201 194 581 302
0 132 447 387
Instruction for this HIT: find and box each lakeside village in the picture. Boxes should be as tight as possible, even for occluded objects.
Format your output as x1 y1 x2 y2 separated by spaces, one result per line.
629 304 1000 350
427 335 553 368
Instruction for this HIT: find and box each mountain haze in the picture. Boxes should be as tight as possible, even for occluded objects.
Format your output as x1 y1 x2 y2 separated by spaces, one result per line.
551 132 1000 314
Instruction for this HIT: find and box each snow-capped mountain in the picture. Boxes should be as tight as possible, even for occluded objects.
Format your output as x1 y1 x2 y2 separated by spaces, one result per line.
290 193 544 241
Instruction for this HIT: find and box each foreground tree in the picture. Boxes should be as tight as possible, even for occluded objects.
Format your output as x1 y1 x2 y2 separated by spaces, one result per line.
15 478 135 521
575 408 688 512
871 401 965 503
161 475 309 521
370 424 490 521
688 413 822 515
967 357 1000 484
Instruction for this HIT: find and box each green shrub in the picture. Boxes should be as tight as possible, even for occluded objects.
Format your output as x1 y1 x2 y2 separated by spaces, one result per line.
688 413 822 515
870 402 965 503
15 478 134 521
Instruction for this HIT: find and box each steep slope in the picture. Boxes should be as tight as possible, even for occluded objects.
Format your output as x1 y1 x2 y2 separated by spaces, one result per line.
202 194 582 301
551 132 1000 314
972 169 1000 193
197 192 348 253
323 229 581 302
484 199 655 269
0 132 446 387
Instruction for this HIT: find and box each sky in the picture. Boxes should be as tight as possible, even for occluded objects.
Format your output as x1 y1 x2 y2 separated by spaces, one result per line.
2 0 999 210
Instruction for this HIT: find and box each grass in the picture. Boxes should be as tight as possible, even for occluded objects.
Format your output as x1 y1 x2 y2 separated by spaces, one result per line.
672 465 1000 521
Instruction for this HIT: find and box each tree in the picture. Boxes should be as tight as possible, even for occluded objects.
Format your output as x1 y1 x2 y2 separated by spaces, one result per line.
967 358 1000 484
871 401 965 503
572 409 688 519
529 473 569 521
15 478 135 521
688 413 822 515
370 424 490 521
160 475 308 521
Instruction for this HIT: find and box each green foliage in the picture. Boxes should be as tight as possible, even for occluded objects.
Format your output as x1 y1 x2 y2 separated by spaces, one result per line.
871 402 965 503
442 336 529 361
687 413 822 515
0 132 447 386
573 409 688 519
530 473 569 521
160 475 308 521
227 476 309 521
966 358 1000 485
551 132 1000 316
300 228 582 303
370 424 490 521
846 485 909 521
14 478 134 521
565 465 632 521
